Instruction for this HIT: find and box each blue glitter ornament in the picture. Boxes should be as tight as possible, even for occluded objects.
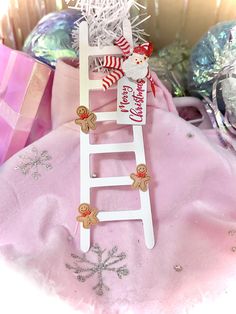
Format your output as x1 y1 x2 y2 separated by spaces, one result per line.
188 20 236 99
188 21 236 154
23 9 83 68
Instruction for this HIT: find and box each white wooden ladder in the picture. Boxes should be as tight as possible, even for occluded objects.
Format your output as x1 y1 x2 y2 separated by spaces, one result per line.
78 20 155 252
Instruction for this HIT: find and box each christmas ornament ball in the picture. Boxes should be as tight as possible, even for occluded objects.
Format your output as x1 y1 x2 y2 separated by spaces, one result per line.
188 20 236 98
23 9 83 67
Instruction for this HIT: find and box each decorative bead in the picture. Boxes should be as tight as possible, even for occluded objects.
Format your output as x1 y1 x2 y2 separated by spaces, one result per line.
231 247 236 252
187 133 194 138
228 230 236 236
174 264 183 272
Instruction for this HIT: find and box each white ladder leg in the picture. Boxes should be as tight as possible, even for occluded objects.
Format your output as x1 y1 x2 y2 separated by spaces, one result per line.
80 131 91 252
133 126 155 248
79 21 91 252
140 192 155 249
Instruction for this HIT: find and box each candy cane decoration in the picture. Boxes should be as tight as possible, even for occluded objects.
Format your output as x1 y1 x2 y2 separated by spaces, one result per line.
102 36 156 95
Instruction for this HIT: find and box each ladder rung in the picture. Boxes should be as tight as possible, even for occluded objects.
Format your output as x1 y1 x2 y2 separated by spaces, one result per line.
96 112 117 121
89 142 135 154
89 80 117 90
89 46 121 56
90 176 131 187
98 210 143 221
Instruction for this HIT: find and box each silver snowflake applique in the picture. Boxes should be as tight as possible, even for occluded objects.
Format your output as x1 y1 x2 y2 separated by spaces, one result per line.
15 147 53 180
65 244 129 296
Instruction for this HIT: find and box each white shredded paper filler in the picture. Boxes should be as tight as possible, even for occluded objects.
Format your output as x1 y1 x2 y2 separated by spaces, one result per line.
65 0 151 66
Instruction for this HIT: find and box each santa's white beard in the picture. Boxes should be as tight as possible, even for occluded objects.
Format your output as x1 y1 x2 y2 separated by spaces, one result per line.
122 58 148 81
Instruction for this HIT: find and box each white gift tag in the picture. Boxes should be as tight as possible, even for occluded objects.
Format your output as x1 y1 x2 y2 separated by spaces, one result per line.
117 76 147 125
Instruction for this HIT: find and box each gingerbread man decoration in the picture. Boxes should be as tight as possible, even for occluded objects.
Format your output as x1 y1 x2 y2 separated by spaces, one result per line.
75 106 97 134
76 203 99 229
130 164 151 192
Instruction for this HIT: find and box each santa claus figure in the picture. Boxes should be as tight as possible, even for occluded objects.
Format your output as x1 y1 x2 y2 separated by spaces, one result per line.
122 43 153 81
102 37 156 95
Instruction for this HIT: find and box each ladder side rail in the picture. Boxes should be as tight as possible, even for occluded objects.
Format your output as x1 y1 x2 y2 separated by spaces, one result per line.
79 21 92 252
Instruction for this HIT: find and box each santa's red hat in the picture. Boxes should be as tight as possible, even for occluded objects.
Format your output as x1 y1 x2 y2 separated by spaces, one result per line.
133 42 153 57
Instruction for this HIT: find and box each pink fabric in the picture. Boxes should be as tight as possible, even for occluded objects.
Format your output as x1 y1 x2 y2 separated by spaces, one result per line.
173 97 225 148
0 44 53 165
0 60 236 313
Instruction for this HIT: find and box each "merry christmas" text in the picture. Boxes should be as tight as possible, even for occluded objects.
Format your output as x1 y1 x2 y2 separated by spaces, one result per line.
119 79 146 123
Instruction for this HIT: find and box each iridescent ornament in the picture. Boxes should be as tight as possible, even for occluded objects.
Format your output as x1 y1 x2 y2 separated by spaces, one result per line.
205 61 236 153
149 40 190 97
188 20 236 98
189 21 236 154
23 9 83 67
221 75 236 130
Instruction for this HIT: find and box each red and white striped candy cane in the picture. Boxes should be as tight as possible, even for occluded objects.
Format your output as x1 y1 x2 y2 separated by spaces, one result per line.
102 69 124 91
103 56 122 69
146 68 156 96
114 36 131 56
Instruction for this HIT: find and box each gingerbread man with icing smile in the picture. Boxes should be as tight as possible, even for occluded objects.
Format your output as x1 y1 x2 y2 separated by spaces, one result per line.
130 164 151 192
75 106 97 134
76 203 99 229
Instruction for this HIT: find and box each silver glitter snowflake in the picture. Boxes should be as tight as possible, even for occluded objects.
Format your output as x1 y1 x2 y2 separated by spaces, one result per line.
66 244 129 296
15 147 52 180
